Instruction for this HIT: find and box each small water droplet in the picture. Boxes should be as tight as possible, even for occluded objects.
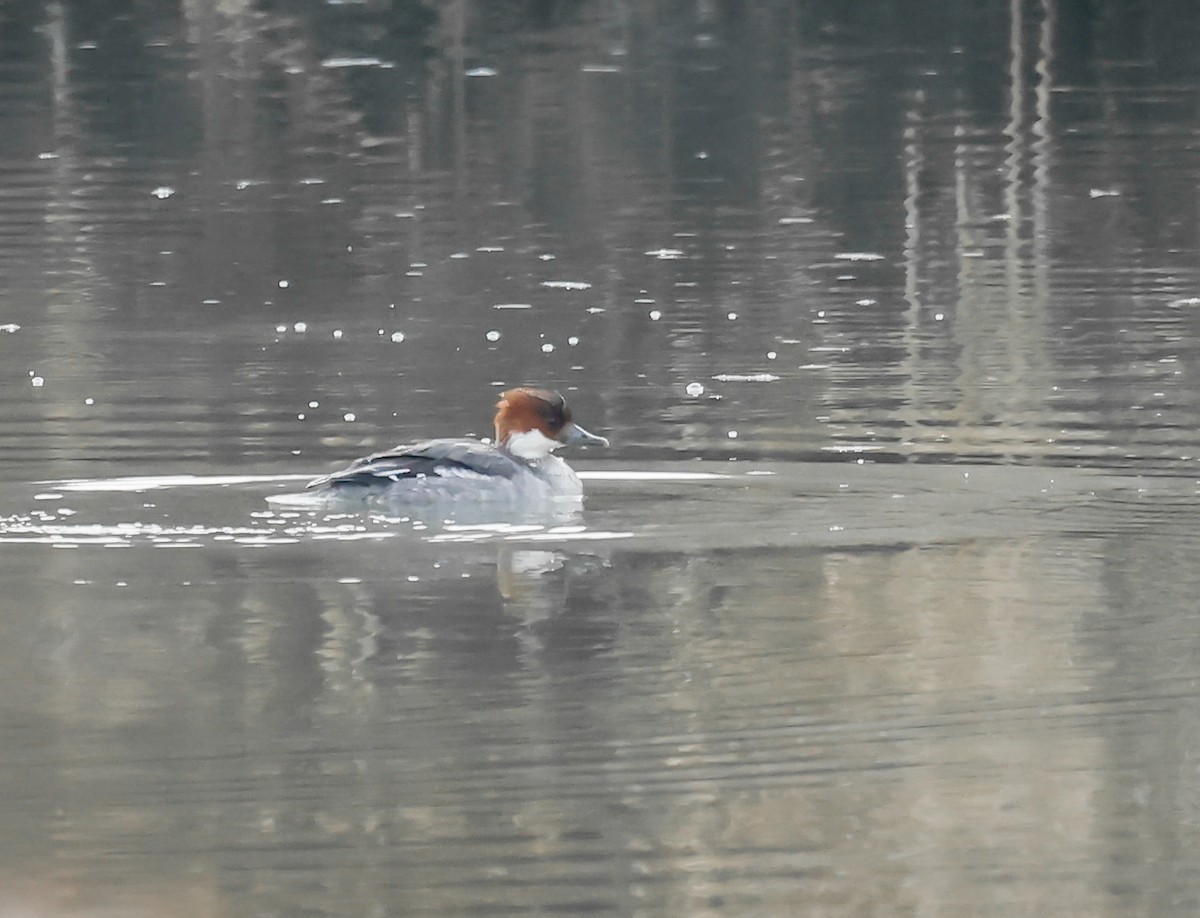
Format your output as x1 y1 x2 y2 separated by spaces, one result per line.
686 382 705 397
390 331 406 343
541 343 555 353
343 412 356 422
293 322 307 333
485 330 501 342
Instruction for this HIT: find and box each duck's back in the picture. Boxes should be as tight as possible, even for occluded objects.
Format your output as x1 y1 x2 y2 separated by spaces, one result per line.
307 438 518 491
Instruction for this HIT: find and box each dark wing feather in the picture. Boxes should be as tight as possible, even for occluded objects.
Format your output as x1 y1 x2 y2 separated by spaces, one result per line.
307 439 523 490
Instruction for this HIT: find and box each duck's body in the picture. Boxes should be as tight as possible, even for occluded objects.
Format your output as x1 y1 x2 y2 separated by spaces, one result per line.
271 388 607 514
305 436 587 503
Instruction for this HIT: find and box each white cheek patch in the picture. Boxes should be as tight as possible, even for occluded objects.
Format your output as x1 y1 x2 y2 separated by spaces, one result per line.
506 429 561 459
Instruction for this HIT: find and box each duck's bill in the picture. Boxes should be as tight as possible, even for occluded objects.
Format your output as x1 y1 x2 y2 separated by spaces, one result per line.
560 422 609 448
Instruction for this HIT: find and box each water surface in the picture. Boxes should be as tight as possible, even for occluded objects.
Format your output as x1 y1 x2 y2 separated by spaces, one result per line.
3 1 1200 915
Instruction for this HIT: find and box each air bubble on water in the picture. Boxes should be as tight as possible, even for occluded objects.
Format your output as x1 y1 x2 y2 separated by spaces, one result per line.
151 186 174 199
332 329 343 339
343 412 356 422
84 397 94 405
541 343 555 353
308 401 319 408
686 382 704 397
293 322 307 333
727 312 738 320
275 324 287 333
485 330 501 342
278 279 290 289
649 310 662 321
567 336 580 346
390 332 405 343
31 376 44 387
728 430 738 439
767 351 777 360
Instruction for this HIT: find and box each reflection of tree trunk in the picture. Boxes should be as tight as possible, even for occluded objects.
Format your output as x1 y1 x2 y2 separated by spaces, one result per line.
893 0 1059 461
45 0 86 281
900 95 924 449
451 0 467 199
1032 0 1055 312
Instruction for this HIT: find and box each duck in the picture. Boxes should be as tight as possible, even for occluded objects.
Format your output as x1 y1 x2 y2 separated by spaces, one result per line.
274 387 608 511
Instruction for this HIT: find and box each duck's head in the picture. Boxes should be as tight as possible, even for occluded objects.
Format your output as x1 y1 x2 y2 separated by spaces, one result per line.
494 387 609 459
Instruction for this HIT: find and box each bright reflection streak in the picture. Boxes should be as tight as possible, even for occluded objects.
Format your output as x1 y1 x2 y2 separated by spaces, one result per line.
48 474 314 492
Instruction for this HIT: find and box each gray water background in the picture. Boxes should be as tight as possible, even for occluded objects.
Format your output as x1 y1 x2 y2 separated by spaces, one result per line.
2 1 1200 915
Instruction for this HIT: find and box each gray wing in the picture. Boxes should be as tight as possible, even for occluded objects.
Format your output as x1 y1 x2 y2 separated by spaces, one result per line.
307 439 523 490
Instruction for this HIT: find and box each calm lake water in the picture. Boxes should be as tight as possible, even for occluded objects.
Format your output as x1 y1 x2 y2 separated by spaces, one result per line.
4 1 1200 915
